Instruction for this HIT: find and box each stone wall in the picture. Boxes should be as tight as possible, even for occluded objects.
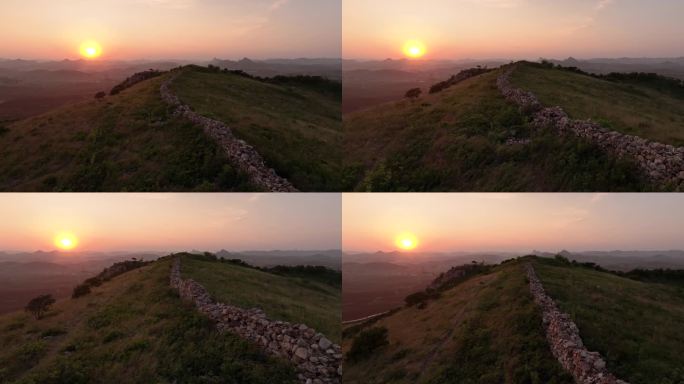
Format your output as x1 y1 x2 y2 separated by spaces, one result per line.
160 71 297 192
169 257 341 384
524 264 628 384
497 65 684 190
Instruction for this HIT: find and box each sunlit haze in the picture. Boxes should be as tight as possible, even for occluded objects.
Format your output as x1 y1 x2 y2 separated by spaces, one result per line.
0 0 341 60
0 194 341 252
343 194 684 253
344 0 684 60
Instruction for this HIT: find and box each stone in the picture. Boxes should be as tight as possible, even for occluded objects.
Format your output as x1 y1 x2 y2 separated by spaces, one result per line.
294 347 309 360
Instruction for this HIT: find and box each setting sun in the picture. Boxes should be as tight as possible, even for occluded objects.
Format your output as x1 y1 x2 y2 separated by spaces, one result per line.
54 232 78 251
79 41 102 59
402 40 426 59
395 232 419 251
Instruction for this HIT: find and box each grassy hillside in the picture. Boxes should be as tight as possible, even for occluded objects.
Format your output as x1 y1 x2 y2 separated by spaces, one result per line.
181 255 341 343
344 69 652 192
510 63 684 146
342 260 572 384
0 258 297 384
534 257 684 384
0 74 253 191
172 67 343 191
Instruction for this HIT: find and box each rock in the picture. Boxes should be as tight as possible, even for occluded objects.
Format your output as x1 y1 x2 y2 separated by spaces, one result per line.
294 347 309 360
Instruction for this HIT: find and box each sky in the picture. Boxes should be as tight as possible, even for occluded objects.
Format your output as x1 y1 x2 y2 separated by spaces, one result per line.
344 0 684 60
0 193 341 252
343 193 684 253
0 0 341 60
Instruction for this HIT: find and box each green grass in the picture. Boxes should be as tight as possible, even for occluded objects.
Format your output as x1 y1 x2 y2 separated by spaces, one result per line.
0 74 253 191
344 69 653 192
342 260 571 384
0 258 297 384
533 258 684 384
181 255 341 343
510 63 684 146
172 68 343 191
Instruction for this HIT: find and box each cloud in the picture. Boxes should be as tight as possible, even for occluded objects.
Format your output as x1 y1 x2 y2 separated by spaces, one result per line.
268 0 289 12
595 0 616 11
560 0 618 34
590 193 607 203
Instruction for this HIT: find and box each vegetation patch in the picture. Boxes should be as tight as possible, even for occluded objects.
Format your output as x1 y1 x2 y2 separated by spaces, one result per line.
181 254 341 343
534 257 684 384
172 67 342 191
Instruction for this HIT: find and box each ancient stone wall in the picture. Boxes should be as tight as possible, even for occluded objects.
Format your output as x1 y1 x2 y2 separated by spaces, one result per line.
170 257 341 384
524 263 628 384
160 71 297 192
497 65 684 190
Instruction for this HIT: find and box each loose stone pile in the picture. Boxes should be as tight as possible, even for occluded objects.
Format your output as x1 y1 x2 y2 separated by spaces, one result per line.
524 264 629 384
170 258 341 384
160 71 297 192
497 65 684 190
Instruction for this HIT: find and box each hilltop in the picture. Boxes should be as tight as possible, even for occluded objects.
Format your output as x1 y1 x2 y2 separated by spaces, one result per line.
343 256 684 384
344 61 684 191
0 253 342 383
0 65 341 191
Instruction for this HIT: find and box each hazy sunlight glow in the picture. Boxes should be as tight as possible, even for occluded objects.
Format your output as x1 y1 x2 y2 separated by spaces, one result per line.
403 40 426 59
395 232 418 251
54 232 78 251
79 41 102 59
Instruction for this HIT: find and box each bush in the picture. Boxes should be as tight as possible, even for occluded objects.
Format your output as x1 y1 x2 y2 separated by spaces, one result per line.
72 284 91 299
94 91 106 100
405 88 422 100
25 294 56 319
346 327 389 363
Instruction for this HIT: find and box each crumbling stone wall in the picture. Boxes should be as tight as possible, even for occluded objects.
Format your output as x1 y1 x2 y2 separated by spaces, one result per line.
170 257 341 384
498 65 684 190
524 263 629 384
160 71 297 192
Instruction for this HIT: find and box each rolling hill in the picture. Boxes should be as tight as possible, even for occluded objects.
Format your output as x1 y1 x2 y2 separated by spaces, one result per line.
343 62 684 191
0 65 341 191
343 257 684 384
0 257 298 384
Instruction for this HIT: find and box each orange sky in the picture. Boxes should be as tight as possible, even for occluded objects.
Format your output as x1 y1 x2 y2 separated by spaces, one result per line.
344 0 684 60
0 194 340 252
0 0 341 60
343 193 684 253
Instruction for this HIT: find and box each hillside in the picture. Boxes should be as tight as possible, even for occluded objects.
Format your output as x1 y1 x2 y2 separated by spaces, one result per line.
533 257 684 384
171 67 343 191
0 65 342 192
182 254 341 343
0 257 298 383
343 256 684 383
343 67 653 192
0 72 253 191
342 260 572 383
510 63 684 146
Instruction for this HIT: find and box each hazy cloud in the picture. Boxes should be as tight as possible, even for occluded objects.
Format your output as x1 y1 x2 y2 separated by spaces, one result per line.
268 0 290 12
465 0 526 8
138 0 197 10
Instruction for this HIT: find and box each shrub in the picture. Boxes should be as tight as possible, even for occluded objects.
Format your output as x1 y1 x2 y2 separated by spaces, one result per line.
72 284 91 299
25 294 56 319
94 91 106 100
405 87 422 100
346 327 389 363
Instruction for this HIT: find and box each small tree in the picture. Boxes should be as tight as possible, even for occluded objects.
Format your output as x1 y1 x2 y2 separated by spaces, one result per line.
72 283 91 298
95 91 106 100
405 87 422 100
25 294 56 320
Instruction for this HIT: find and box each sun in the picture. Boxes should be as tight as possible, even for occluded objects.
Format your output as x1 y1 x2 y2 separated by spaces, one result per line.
402 40 426 59
79 40 102 59
395 232 419 251
54 232 79 251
